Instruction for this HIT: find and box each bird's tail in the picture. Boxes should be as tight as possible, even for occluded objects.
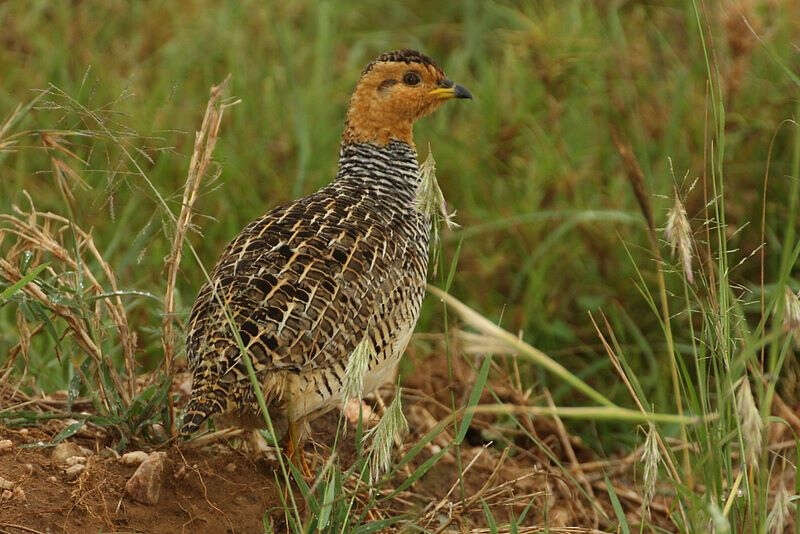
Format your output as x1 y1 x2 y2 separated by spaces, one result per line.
179 392 224 438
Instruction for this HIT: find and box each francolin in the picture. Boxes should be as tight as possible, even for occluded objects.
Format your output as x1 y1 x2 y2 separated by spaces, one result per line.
180 49 471 471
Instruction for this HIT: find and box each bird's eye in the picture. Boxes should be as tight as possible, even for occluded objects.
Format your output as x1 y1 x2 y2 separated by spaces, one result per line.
403 71 421 86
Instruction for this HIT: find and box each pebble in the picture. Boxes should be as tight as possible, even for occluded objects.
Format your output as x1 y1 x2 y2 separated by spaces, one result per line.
47 476 57 483
0 490 12 501
51 442 84 464
120 451 149 466
224 462 237 473
174 465 187 480
0 439 12 453
64 464 85 479
0 476 14 490
65 456 87 466
13 486 25 501
125 452 167 505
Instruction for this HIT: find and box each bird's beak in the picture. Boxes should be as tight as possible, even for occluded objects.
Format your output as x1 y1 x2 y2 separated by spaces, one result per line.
429 81 472 100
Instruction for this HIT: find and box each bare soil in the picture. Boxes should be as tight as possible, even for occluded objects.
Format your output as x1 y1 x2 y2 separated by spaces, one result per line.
0 351 646 533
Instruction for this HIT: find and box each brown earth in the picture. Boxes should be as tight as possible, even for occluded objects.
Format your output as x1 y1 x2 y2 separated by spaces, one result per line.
0 351 652 533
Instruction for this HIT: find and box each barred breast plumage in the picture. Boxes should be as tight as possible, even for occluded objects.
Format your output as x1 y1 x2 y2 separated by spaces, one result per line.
179 49 472 466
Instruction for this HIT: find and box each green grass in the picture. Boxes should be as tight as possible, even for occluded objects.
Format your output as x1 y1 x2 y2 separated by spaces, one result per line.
2 0 800 531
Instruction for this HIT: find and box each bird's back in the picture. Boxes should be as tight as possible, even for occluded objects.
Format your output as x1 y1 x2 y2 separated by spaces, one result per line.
182 141 430 433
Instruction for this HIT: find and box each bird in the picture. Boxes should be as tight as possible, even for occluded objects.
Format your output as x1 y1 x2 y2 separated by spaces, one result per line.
179 49 471 471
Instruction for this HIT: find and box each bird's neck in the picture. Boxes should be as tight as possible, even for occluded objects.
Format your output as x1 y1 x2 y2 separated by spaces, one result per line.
335 141 421 204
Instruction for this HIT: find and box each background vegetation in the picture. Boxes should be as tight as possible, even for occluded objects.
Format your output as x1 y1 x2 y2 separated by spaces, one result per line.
2 0 800 531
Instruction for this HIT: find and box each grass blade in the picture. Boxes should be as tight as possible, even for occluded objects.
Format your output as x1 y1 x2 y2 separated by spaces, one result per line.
0 263 49 301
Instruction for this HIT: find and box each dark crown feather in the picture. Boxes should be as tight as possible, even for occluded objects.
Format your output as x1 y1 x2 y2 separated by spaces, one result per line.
361 49 443 77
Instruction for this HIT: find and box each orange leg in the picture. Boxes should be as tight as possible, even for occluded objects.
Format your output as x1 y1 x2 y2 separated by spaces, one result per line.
285 419 312 478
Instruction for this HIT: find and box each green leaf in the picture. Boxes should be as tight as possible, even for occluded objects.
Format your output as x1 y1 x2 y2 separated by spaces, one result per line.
455 354 491 445
316 472 336 531
352 516 407 534
51 420 85 444
604 476 630 534
384 446 448 500
481 499 499 534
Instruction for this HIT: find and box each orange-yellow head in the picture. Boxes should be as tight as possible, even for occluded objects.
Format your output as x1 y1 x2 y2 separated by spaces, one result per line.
342 49 472 146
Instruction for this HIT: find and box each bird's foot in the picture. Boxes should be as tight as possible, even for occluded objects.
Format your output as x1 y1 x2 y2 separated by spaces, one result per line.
285 420 313 479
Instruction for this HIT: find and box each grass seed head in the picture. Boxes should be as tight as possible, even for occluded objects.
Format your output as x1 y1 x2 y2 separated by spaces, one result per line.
783 287 800 345
415 148 458 274
735 377 762 472
367 389 408 482
766 481 792 534
342 337 372 406
665 191 694 283
707 502 731 534
641 423 660 509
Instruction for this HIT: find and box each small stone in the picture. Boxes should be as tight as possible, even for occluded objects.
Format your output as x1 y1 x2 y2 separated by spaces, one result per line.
24 464 35 475
149 423 168 441
78 445 94 457
13 486 25 501
1 490 12 501
224 462 237 473
174 465 187 480
18 428 28 436
125 452 167 505
64 464 85 479
65 456 86 466
0 439 12 452
51 442 83 464
47 476 57 483
120 451 149 466
0 476 14 490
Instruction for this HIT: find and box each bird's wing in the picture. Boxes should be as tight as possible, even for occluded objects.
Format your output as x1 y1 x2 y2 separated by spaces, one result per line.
185 187 406 380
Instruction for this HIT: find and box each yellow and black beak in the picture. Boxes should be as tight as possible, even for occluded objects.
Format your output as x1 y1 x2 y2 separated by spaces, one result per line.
429 79 472 100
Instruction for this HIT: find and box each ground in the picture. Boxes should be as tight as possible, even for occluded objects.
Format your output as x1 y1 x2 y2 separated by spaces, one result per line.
0 351 659 533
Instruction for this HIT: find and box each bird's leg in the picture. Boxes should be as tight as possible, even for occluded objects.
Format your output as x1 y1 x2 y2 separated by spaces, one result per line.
285 418 312 478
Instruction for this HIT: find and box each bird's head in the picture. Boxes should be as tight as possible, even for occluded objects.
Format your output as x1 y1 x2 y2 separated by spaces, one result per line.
342 49 472 147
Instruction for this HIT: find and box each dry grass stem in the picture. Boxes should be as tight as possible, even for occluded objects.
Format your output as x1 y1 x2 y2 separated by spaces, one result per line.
162 77 235 433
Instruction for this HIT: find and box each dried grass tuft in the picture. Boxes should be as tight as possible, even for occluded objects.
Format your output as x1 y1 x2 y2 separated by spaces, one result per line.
0 194 136 408
162 77 236 433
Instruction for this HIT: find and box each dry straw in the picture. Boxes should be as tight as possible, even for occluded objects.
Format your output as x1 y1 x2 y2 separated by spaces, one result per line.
162 77 234 433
